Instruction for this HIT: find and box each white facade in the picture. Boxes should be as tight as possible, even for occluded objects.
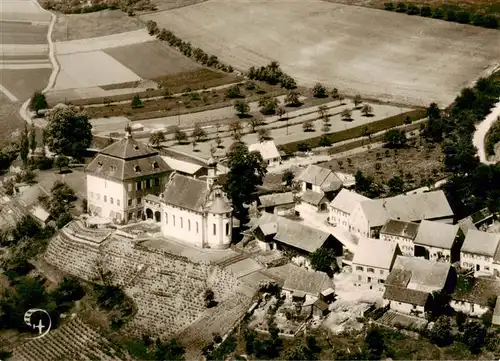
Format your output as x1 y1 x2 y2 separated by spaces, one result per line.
417 245 452 263
160 203 232 250
348 202 370 237
353 264 389 287
450 300 489 317
380 233 414 256
461 252 495 275
386 300 425 317
301 182 323 193
87 175 126 222
329 207 349 229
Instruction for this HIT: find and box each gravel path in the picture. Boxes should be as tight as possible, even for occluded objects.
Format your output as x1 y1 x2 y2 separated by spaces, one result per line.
473 101 500 165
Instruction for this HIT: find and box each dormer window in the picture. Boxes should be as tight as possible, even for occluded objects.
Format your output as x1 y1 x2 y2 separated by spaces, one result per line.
98 161 103 167
110 165 116 172
134 165 141 172
134 145 139 150
152 162 159 169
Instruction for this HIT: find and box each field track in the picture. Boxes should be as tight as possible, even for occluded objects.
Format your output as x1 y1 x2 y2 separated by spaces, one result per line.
142 0 500 107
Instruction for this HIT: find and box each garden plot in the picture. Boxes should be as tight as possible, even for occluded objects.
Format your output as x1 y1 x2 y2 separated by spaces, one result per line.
0 21 48 45
0 0 52 23
54 29 151 55
142 0 500 106
51 10 144 42
0 68 51 100
105 40 201 80
53 51 142 90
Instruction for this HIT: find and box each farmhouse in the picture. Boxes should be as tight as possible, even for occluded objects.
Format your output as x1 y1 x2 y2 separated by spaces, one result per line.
383 256 455 318
248 140 281 166
460 229 500 276
328 189 369 230
352 237 400 288
144 157 233 249
458 208 495 236
379 219 419 256
451 276 500 317
297 165 342 211
280 264 334 303
258 192 295 214
251 212 342 267
85 129 172 223
159 148 228 179
348 190 453 238
413 220 462 263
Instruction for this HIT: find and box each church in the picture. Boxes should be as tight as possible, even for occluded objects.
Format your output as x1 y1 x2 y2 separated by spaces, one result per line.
85 129 233 249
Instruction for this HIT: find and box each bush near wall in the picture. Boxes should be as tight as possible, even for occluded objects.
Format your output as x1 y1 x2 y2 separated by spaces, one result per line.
383 2 499 29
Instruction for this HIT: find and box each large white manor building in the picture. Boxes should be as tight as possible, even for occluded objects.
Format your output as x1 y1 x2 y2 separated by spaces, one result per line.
85 130 233 249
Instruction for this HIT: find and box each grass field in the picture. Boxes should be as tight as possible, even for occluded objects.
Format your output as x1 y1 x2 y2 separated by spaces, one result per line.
104 40 201 79
0 94 25 147
142 0 500 107
51 10 144 42
0 68 51 100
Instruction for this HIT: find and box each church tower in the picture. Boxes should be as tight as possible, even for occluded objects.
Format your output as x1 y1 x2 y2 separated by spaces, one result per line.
206 156 218 189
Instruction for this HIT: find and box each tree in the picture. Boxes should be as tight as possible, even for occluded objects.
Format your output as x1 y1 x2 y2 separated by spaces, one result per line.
331 87 340 101
173 126 188 144
226 84 242 99
456 311 467 331
224 142 267 221
146 20 159 35
20 124 29 167
257 128 271 142
149 131 166 148
302 119 314 132
463 321 486 354
361 104 373 116
285 91 301 107
310 248 337 276
29 127 37 156
321 123 331 134
155 339 185 361
244 330 258 355
55 155 69 173
353 94 362 108
229 120 243 140
282 169 294 186
276 106 286 120
131 95 143 109
280 74 297 90
312 83 327 98
429 315 452 346
259 96 279 115
248 117 264 133
318 105 330 124
384 129 407 148
233 99 250 118
430 290 451 319
425 102 444 142
43 105 92 158
365 327 385 360
204 288 215 308
29 91 48 116
191 123 206 142
341 108 352 120
388 175 405 195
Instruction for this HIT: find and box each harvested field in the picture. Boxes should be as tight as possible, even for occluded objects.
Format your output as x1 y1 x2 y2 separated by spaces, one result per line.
0 21 48 45
0 68 51 100
319 136 448 186
54 29 151 55
328 0 500 17
54 51 142 90
51 10 144 42
105 40 201 80
0 44 48 57
142 0 500 107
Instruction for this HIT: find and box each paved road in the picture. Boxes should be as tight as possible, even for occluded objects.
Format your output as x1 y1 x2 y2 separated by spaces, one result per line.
473 101 500 164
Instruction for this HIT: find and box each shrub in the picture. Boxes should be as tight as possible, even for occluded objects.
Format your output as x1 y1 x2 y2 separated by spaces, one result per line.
395 2 407 12
471 13 486 26
297 142 311 152
384 2 394 10
420 6 432 17
131 95 144 109
445 9 457 22
312 83 327 98
56 212 73 229
226 85 242 99
456 11 471 24
432 8 444 18
483 15 499 29
406 4 420 15
319 135 332 147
